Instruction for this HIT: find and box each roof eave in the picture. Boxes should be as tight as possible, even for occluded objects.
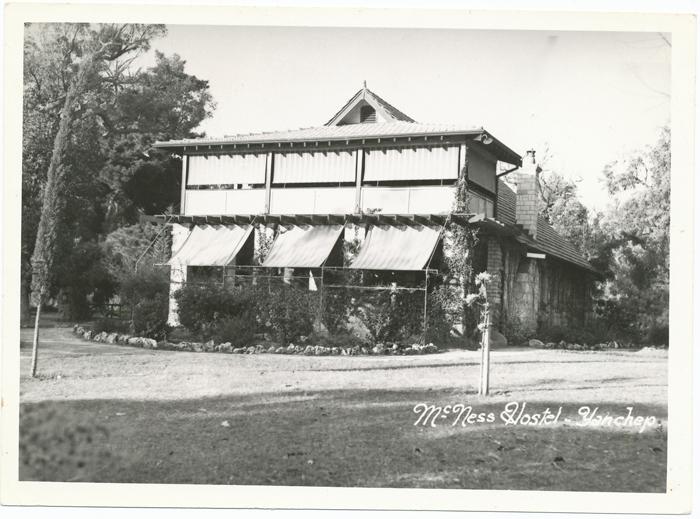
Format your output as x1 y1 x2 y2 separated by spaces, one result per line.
153 128 486 150
153 129 521 166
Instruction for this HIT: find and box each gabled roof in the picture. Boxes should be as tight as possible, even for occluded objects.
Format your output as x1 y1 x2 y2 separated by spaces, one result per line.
326 86 416 125
153 86 522 165
496 180 596 272
153 122 522 165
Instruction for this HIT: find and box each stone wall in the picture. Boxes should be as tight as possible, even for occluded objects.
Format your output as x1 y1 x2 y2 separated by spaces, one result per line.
487 237 593 338
485 237 504 324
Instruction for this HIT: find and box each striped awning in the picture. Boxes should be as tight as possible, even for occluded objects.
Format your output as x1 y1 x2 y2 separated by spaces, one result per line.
169 225 253 266
262 225 344 268
350 225 441 271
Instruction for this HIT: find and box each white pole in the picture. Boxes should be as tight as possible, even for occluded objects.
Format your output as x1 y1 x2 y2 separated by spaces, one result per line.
482 307 491 396
480 307 491 396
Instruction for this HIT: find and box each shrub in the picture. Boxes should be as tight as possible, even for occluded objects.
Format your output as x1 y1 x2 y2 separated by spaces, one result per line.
132 292 171 339
538 321 610 345
350 290 400 344
503 316 530 345
212 315 256 347
646 325 668 345
425 286 460 344
174 284 260 337
267 285 317 344
117 265 171 339
313 331 362 349
349 287 456 345
92 317 129 334
321 288 351 334
55 242 116 321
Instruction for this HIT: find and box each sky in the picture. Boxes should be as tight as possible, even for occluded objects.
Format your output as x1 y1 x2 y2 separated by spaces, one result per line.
136 25 670 209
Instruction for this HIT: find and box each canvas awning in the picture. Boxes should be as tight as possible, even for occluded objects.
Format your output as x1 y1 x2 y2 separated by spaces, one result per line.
350 225 441 271
168 225 253 266
262 225 344 268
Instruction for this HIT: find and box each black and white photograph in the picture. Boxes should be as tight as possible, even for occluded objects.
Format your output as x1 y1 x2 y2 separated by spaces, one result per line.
0 2 695 515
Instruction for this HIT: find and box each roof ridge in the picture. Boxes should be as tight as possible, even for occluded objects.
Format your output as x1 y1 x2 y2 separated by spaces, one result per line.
325 86 415 126
324 88 364 126
364 87 416 123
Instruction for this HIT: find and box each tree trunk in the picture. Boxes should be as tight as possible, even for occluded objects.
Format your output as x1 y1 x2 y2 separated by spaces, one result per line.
31 294 42 378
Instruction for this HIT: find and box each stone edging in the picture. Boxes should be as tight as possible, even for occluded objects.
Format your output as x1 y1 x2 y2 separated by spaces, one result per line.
72 325 442 356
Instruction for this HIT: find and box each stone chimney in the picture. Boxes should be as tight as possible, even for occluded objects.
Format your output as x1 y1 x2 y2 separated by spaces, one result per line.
515 149 540 240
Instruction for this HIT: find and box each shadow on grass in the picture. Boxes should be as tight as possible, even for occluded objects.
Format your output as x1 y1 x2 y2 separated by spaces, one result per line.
19 387 667 492
294 357 665 373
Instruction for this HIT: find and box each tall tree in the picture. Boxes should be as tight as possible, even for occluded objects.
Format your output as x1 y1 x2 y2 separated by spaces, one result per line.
29 23 166 376
592 126 670 342
537 169 591 254
22 25 214 323
502 150 592 255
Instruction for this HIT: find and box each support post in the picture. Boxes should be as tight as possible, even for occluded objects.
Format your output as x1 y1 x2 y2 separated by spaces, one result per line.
179 155 188 214
264 152 273 214
422 269 429 344
354 149 363 213
319 266 325 326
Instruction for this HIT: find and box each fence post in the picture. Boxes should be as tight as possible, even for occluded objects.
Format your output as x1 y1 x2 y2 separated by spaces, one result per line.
319 267 325 325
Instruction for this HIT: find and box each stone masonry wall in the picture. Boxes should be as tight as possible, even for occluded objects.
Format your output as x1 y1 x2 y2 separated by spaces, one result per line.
492 238 592 340
485 236 504 326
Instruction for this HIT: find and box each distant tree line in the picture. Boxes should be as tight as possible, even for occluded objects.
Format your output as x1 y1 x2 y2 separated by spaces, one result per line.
515 127 670 343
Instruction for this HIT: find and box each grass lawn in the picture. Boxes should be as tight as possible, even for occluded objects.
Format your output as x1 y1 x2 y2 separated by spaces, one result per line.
19 325 667 491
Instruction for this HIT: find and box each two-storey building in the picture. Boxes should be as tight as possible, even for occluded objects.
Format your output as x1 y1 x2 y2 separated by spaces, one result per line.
153 86 596 340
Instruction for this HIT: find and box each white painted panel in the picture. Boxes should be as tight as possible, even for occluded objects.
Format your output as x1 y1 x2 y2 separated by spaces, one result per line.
184 190 227 215
407 186 455 214
312 188 355 213
361 187 411 213
270 188 355 214
361 186 454 214
225 190 266 214
187 154 266 185
364 146 460 181
274 151 356 184
270 188 316 213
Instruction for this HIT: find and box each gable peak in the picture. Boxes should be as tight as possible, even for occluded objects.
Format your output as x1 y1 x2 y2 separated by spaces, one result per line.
326 85 416 126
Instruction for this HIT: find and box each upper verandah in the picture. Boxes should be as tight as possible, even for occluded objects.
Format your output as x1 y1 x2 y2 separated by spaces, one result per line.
152 86 523 167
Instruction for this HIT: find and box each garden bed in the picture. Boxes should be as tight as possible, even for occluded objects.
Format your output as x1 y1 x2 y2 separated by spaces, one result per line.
72 324 443 356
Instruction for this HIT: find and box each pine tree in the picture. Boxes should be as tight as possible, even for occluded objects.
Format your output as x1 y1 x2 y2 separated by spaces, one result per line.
29 24 165 376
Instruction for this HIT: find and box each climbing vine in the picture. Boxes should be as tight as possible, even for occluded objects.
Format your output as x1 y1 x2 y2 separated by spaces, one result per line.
443 160 481 337
254 224 275 265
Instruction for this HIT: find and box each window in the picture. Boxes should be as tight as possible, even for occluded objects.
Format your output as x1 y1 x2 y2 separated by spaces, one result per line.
467 191 495 217
360 105 377 123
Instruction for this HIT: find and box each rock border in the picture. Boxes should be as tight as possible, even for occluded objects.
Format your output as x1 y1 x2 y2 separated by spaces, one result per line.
528 338 667 351
72 324 442 356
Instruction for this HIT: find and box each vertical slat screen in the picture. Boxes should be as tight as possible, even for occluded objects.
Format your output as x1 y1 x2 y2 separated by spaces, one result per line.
273 151 356 184
363 146 460 181
187 154 267 185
